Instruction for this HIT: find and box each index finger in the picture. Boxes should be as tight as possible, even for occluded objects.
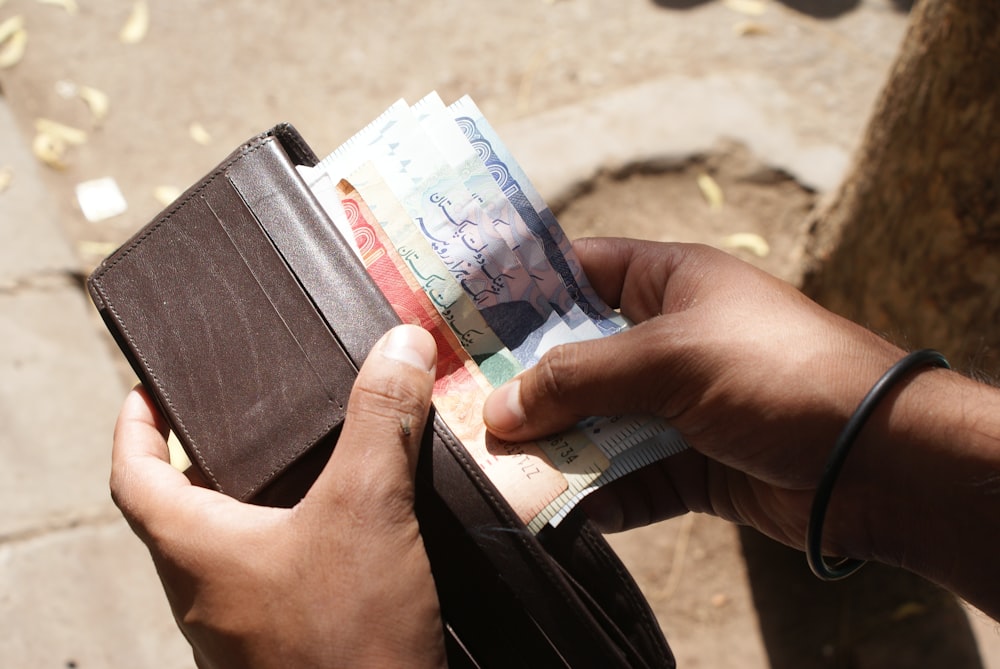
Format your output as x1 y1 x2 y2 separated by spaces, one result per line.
573 238 700 323
571 237 636 308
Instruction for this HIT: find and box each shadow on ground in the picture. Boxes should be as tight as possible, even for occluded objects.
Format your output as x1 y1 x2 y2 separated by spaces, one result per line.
649 0 914 19
739 526 983 668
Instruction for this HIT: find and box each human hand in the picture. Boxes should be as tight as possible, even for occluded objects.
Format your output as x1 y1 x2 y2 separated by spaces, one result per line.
483 238 906 554
111 324 446 669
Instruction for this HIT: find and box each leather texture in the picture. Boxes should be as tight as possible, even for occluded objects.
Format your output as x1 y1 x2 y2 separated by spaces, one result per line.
88 125 676 669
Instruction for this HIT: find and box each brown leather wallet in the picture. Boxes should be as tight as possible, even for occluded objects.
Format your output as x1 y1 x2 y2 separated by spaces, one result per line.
87 124 676 668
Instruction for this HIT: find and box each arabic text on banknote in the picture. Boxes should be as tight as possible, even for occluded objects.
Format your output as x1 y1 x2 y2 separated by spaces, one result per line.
298 93 688 534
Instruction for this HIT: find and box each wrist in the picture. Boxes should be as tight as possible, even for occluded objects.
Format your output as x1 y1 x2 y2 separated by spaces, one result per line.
807 350 951 580
827 365 1000 613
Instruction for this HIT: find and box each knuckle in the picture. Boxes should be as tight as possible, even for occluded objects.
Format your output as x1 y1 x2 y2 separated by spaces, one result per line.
349 372 430 423
532 343 583 402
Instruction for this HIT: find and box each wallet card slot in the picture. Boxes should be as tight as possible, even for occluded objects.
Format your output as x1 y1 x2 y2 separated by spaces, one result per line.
91 156 355 500
225 141 398 369
199 185 349 409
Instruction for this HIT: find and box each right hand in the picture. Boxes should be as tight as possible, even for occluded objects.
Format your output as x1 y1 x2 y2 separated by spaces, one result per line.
484 238 906 553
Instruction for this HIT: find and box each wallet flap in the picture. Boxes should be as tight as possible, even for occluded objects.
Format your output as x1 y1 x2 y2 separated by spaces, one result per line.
89 131 356 500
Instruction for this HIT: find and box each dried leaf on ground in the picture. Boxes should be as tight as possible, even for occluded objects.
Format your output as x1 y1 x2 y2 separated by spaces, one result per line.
78 85 110 123
189 122 212 145
33 132 67 169
0 166 12 193
722 232 771 257
33 119 87 169
36 0 78 13
696 172 724 210
153 185 181 206
0 15 27 69
35 117 87 145
54 81 111 125
119 0 149 44
722 0 767 16
0 14 23 41
733 21 769 36
77 240 119 256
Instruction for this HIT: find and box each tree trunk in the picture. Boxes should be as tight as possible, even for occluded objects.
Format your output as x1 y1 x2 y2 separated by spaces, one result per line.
801 0 1000 376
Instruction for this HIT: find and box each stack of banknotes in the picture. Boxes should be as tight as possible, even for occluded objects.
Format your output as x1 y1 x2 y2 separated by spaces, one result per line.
298 92 688 533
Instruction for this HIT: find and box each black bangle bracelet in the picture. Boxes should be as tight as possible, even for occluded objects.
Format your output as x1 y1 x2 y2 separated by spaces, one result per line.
806 348 950 581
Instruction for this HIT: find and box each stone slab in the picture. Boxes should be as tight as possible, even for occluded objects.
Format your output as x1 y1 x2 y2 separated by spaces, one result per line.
0 280 126 539
0 99 78 283
500 73 852 204
0 518 192 668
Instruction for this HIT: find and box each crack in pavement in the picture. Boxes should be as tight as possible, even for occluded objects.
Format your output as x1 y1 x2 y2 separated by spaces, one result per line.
0 269 88 296
0 509 124 547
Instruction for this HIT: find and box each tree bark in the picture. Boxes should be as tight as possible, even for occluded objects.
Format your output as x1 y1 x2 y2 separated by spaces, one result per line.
801 0 1000 376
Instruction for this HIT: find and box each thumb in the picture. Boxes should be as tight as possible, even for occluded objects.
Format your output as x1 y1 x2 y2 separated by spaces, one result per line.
305 324 437 510
483 320 674 441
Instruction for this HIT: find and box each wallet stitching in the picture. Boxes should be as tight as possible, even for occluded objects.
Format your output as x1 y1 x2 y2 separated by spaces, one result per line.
275 124 317 165
91 137 274 278
93 281 222 492
91 134 341 500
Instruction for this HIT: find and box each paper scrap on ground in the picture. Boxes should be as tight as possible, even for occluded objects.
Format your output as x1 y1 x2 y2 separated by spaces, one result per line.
76 177 127 222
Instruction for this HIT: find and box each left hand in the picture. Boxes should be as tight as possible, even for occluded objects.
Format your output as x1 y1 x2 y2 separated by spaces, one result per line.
111 324 447 669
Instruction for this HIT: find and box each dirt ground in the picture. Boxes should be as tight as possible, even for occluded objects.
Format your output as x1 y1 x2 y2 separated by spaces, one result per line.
554 141 817 282
3 0 995 666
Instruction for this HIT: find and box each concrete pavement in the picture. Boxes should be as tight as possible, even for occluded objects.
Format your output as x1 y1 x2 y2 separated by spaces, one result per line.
0 97 192 667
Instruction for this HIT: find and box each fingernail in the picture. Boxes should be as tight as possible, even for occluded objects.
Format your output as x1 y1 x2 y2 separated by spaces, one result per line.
381 325 435 373
484 380 526 433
